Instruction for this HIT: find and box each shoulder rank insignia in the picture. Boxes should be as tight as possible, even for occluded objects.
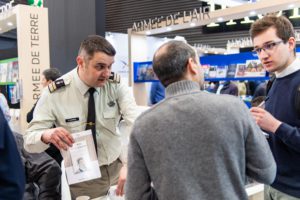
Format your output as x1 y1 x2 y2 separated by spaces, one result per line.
48 78 70 93
108 72 121 84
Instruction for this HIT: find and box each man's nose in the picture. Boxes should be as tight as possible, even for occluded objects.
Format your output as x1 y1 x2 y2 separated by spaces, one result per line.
103 68 111 77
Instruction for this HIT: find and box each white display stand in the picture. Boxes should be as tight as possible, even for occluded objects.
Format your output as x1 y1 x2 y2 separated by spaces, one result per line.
128 0 300 106
0 4 50 133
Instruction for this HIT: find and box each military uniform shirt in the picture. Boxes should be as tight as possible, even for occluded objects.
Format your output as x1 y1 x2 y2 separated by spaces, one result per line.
24 68 140 166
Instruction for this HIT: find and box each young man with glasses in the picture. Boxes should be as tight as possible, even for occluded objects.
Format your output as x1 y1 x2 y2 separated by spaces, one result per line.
250 15 300 200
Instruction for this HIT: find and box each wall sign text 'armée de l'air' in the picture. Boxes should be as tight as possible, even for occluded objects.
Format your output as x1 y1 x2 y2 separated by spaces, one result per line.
132 6 211 32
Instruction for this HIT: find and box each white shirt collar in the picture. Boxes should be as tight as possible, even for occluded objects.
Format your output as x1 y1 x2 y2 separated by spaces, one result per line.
73 67 100 96
275 58 300 78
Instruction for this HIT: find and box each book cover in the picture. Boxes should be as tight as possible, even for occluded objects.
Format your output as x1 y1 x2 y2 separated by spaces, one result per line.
0 63 8 82
201 64 210 78
208 65 217 78
244 60 266 77
6 62 13 82
11 61 19 82
216 65 228 78
61 130 101 185
235 63 246 77
227 64 237 78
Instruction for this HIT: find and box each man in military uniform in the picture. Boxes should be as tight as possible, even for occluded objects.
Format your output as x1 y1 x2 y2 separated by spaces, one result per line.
24 35 140 199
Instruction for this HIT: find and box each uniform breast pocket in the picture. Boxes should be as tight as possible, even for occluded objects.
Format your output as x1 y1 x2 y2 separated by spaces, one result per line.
60 117 86 133
102 109 118 134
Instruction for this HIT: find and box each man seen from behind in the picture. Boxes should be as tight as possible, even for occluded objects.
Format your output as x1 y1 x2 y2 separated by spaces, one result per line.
126 40 276 200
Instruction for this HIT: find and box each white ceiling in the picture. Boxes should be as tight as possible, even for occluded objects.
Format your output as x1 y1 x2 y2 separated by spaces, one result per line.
0 7 16 35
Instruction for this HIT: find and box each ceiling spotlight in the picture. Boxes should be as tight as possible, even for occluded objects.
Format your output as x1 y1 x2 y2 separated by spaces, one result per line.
217 17 224 22
7 22 13 26
207 22 219 27
249 11 256 16
146 31 151 35
226 20 237 26
288 4 295 8
241 17 254 24
190 22 196 27
166 27 172 31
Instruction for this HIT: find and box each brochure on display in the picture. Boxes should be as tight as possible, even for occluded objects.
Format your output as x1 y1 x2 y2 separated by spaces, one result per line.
204 59 266 79
61 130 101 185
200 52 268 81
133 51 271 82
0 58 19 83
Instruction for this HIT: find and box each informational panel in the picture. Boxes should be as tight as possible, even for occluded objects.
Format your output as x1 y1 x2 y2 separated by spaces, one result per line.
200 52 268 81
133 52 270 83
15 5 49 133
133 61 158 83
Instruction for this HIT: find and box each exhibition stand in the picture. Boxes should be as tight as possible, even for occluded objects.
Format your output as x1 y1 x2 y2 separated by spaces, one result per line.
0 4 50 133
128 0 300 106
127 1 300 199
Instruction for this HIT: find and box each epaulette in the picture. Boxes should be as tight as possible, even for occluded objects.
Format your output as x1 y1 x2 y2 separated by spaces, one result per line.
108 72 121 84
48 77 71 93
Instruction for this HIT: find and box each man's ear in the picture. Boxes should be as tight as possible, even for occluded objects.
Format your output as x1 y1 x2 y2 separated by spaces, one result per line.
76 56 84 67
187 58 198 75
47 80 53 85
288 37 296 52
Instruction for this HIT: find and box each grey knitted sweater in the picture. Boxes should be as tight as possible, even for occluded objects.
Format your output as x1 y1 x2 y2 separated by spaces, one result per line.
126 80 276 200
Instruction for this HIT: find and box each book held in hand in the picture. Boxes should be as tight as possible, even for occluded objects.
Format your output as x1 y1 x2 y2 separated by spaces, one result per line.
61 130 101 185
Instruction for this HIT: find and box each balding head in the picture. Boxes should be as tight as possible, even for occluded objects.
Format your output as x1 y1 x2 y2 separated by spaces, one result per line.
153 41 198 87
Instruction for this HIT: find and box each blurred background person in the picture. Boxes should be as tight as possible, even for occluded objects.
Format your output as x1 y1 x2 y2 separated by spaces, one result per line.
0 109 25 199
149 81 165 105
0 88 11 122
27 68 61 123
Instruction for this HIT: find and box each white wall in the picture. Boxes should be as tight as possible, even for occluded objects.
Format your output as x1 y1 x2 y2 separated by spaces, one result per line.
107 32 172 105
106 32 129 85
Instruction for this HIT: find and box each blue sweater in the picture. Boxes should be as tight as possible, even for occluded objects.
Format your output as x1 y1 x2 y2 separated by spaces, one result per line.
150 82 165 105
0 109 25 199
265 69 300 197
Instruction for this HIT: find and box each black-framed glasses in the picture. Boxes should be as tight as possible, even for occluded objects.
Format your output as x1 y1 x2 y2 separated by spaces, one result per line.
252 41 283 55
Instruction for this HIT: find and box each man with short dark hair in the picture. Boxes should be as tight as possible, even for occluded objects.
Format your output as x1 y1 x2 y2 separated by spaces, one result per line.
126 40 276 200
41 68 61 88
250 15 300 200
24 35 139 199
27 68 62 124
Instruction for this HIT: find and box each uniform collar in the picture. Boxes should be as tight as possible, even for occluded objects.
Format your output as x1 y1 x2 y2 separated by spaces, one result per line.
275 58 300 78
73 67 100 96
